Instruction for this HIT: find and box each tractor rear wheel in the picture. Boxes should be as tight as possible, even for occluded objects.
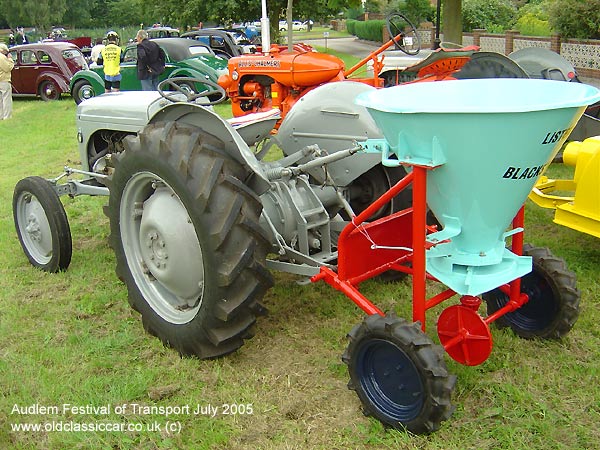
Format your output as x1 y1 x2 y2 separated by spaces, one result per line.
343 314 456 434
483 244 580 339
13 176 72 272
106 121 273 358
347 164 411 221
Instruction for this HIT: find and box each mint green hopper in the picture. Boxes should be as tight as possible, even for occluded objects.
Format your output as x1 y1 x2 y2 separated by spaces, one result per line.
356 79 600 295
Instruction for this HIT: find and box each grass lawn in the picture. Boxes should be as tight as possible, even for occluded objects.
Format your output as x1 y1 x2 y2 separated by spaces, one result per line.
1 84 599 448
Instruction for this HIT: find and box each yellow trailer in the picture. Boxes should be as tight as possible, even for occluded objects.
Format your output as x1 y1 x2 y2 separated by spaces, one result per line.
530 136 600 238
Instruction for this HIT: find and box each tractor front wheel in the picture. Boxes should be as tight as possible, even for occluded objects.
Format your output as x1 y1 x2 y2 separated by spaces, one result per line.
13 176 72 272
483 244 580 339
106 122 273 358
343 314 456 434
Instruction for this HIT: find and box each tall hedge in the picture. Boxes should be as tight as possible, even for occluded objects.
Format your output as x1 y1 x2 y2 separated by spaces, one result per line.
347 19 357 35
347 19 386 42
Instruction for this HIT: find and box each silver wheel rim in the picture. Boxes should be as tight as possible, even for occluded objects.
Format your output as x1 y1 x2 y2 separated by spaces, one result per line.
43 82 58 99
120 171 205 324
80 85 94 100
15 191 53 265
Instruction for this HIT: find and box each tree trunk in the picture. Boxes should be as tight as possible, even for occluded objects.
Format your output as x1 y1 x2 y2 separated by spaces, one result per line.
443 0 462 45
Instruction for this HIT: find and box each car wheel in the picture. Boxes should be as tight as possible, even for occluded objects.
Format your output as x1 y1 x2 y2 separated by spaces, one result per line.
39 80 61 101
72 80 96 105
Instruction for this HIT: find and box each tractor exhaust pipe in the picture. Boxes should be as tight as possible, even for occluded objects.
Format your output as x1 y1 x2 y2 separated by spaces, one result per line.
260 0 271 53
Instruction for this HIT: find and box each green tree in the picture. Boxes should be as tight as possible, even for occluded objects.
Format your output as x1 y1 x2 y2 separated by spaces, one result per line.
0 0 66 32
387 0 435 26
462 0 516 32
547 0 600 39
295 0 344 23
512 0 551 36
63 0 96 28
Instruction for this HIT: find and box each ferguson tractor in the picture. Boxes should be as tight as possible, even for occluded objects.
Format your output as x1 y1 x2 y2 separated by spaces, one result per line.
12 65 598 434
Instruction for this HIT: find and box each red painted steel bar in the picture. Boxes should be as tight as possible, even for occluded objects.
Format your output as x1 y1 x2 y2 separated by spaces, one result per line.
484 206 529 324
411 166 429 328
311 267 384 316
344 36 398 78
338 172 414 278
347 254 412 286
425 289 457 310
341 171 414 236
509 206 525 302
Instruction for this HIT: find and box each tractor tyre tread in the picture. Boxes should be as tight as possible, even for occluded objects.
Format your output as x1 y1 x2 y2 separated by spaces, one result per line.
106 121 273 358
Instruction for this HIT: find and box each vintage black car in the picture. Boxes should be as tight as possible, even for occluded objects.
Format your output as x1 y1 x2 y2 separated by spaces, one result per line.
181 29 256 59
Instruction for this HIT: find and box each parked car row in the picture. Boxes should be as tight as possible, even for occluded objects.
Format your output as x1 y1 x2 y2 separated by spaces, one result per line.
181 29 256 58
70 38 228 104
144 26 257 58
6 39 228 104
6 18 273 103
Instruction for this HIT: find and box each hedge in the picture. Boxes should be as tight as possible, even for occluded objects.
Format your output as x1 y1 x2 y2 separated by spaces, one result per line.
346 19 385 42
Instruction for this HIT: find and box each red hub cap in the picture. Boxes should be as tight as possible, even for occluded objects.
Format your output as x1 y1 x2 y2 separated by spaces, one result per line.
437 305 493 366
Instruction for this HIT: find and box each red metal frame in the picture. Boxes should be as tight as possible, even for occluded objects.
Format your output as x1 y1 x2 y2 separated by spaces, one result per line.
311 164 532 366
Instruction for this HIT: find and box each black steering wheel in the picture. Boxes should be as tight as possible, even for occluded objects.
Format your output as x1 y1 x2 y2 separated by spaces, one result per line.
158 77 227 104
386 13 421 55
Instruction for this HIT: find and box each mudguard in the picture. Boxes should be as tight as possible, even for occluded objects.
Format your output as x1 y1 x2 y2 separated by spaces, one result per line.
37 72 70 93
508 47 579 81
169 67 222 84
274 81 384 187
75 90 273 196
70 69 105 95
151 103 271 194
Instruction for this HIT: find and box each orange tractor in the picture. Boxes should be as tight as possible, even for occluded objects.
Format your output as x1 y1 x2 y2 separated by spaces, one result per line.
217 13 534 123
218 14 423 120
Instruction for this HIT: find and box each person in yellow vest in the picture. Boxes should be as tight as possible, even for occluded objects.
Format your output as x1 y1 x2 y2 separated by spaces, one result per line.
97 31 122 92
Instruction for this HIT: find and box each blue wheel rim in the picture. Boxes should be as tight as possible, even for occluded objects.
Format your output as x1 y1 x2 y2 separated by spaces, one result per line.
355 338 424 422
495 270 556 331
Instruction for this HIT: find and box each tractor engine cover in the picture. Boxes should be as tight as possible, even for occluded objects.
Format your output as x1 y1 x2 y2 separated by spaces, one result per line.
227 51 345 87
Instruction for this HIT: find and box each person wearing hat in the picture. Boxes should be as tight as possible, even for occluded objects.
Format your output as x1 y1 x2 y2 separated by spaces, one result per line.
0 43 15 120
97 31 122 93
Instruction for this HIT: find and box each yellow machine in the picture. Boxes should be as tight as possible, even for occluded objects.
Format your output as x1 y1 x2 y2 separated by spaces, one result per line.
530 136 600 238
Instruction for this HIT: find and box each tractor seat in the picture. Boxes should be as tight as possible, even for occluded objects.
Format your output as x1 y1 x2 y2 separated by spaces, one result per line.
227 109 281 146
